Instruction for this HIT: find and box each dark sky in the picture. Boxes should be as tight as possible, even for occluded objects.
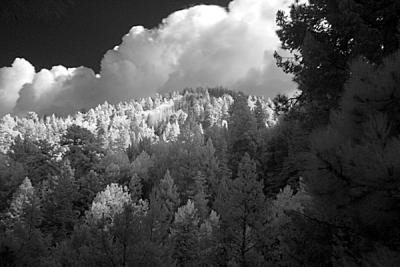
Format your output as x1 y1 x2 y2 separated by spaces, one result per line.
1 0 231 73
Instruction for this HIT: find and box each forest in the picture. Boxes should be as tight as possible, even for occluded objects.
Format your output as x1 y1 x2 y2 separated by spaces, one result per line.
1 0 400 266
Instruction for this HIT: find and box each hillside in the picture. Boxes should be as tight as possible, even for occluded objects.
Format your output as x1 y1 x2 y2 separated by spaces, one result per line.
0 87 294 266
0 88 277 154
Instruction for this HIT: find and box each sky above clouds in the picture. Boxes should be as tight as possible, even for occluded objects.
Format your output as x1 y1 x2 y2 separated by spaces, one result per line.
0 0 295 116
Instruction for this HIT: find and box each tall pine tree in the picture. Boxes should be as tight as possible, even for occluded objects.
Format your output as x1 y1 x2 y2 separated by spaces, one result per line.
215 153 267 266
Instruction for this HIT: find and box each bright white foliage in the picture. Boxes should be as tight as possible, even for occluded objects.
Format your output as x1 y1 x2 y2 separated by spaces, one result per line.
8 177 35 221
88 183 149 226
163 121 180 142
88 183 132 224
0 90 278 153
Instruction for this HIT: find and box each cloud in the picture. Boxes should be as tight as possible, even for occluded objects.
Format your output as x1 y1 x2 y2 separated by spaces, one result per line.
0 0 295 116
0 58 35 115
13 66 98 115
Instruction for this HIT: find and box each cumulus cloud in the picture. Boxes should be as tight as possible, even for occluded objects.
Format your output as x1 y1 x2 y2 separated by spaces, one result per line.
0 58 35 115
0 0 295 116
13 66 98 115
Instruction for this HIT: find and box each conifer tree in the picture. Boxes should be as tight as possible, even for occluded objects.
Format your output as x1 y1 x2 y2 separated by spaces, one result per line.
228 94 258 177
129 150 153 194
56 198 152 267
0 154 25 212
148 170 180 243
8 177 35 222
77 169 105 213
87 183 132 226
303 51 400 262
3 177 49 266
215 153 267 266
275 0 400 126
189 171 209 220
170 200 200 267
101 151 131 185
61 125 103 178
8 136 58 185
199 138 221 202
42 160 79 241
129 173 143 201
254 99 266 130
198 210 221 265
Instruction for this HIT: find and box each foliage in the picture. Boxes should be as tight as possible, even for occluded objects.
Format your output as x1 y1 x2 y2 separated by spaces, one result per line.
215 153 267 266
275 0 400 126
302 52 400 260
62 125 104 178
87 183 132 226
227 94 258 177
170 199 200 266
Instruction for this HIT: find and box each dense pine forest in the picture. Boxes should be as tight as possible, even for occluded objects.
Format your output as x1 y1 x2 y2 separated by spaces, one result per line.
1 0 400 266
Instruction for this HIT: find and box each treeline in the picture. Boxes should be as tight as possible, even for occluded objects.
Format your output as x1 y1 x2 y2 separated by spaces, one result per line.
0 88 277 154
1 0 400 266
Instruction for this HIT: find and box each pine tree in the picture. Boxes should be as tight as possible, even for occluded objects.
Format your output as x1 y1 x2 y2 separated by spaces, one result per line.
104 162 121 184
3 178 49 266
8 136 59 185
148 170 180 243
215 153 267 266
204 102 219 129
275 0 400 126
42 160 79 241
129 173 142 201
0 154 25 212
262 185 331 266
101 151 131 185
129 150 153 191
77 169 105 213
198 210 221 265
303 52 400 262
87 183 132 226
190 171 209 220
8 177 35 222
228 94 258 177
61 124 104 178
254 98 266 130
170 200 200 267
55 199 152 267
199 138 221 203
